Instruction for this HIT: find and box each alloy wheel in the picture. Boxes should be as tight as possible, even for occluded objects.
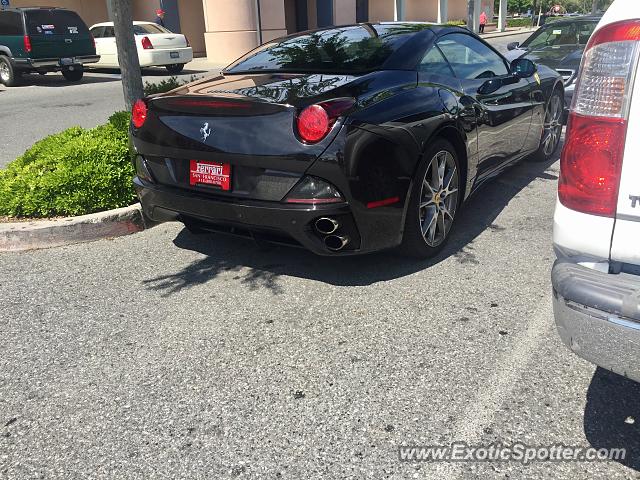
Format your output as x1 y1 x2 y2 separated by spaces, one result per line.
542 94 563 157
419 150 459 248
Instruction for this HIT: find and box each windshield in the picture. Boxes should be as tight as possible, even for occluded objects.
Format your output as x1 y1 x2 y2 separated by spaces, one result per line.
225 24 431 74
521 21 598 49
25 10 89 35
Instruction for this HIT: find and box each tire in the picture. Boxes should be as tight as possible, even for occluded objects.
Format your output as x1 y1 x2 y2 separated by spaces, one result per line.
166 63 185 74
62 66 84 82
530 88 564 162
400 138 462 259
0 56 20 87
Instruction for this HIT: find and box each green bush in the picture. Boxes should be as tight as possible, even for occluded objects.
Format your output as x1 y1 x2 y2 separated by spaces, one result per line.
507 17 534 27
0 111 136 218
445 19 467 26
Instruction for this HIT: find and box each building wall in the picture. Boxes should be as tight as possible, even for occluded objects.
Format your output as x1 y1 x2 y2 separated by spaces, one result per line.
12 0 109 28
202 0 286 64
447 0 468 21
178 0 206 56
334 0 356 25
368 0 394 22
405 0 438 21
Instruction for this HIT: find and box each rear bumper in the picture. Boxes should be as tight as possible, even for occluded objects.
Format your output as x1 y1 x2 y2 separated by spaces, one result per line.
13 55 100 70
134 177 370 256
552 260 640 382
139 47 193 67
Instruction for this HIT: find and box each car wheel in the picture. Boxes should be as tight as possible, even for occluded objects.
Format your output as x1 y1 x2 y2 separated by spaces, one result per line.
401 138 461 259
166 64 185 74
62 66 84 82
0 56 20 87
530 89 564 162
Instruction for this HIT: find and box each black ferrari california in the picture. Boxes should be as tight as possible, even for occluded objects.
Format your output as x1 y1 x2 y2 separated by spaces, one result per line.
131 23 564 258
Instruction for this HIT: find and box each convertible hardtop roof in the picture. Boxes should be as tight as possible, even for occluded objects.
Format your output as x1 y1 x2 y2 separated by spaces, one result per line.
278 22 469 42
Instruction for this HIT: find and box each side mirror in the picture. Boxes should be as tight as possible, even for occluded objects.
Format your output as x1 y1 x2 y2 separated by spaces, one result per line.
507 41 520 50
510 58 537 78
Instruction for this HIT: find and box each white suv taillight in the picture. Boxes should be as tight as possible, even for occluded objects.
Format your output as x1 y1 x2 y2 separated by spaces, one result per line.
558 20 640 217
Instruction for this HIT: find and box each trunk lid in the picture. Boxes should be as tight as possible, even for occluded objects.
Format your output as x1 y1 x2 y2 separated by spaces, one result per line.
134 72 360 201
138 33 188 49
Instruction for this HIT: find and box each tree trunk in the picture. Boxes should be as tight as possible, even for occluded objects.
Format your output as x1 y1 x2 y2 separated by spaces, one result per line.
108 0 143 110
591 0 598 14
467 0 474 31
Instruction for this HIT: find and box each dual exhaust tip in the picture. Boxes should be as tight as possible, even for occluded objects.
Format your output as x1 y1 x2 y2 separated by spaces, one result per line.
315 217 349 251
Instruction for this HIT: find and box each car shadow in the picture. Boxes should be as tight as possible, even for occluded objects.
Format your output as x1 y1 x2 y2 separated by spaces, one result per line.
143 147 561 295
87 67 210 77
9 72 122 87
584 368 640 471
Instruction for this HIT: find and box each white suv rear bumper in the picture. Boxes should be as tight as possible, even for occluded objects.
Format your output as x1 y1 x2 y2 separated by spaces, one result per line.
552 260 640 381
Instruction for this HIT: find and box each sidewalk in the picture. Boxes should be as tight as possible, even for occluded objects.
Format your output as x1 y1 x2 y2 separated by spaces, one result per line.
480 26 537 39
188 56 226 73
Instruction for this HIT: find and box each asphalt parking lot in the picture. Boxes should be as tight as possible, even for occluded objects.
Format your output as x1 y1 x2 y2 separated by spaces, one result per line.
3 33 640 479
3 139 640 479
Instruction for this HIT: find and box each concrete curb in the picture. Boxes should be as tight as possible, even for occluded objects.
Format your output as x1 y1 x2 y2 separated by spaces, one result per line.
0 203 147 252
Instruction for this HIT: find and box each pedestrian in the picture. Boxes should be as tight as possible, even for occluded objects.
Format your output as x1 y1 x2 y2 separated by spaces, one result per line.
155 8 166 28
479 11 487 33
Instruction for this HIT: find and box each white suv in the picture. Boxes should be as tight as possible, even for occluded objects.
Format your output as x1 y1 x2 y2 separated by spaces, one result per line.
552 0 640 381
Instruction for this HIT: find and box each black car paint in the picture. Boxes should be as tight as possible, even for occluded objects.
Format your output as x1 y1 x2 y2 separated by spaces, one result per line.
511 17 601 86
131 24 563 255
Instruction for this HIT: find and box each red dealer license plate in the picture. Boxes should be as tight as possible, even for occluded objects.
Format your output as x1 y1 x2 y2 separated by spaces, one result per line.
189 160 231 190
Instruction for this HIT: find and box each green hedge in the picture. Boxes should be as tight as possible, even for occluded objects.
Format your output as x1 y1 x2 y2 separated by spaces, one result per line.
507 17 534 27
0 111 135 218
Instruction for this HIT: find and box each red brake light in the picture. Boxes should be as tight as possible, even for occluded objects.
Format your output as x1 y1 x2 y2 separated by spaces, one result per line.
23 35 32 53
141 36 153 50
132 99 148 129
297 105 330 143
296 98 355 144
558 114 626 217
185 36 190 47
90 33 96 50
558 19 640 217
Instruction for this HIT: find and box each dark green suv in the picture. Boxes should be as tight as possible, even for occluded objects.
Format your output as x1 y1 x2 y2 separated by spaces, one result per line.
0 7 99 86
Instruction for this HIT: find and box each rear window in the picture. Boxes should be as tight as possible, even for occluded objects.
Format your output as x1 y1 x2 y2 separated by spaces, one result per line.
25 10 89 35
0 11 23 36
133 23 170 35
225 24 430 74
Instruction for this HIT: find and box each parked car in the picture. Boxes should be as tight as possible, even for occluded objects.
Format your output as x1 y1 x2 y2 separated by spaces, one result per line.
552 0 640 381
130 23 563 257
0 7 99 86
89 21 192 74
505 16 601 105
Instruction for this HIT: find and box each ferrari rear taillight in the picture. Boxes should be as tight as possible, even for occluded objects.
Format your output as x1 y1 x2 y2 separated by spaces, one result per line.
23 35 32 53
296 98 355 144
558 19 640 217
141 36 154 50
131 99 148 129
